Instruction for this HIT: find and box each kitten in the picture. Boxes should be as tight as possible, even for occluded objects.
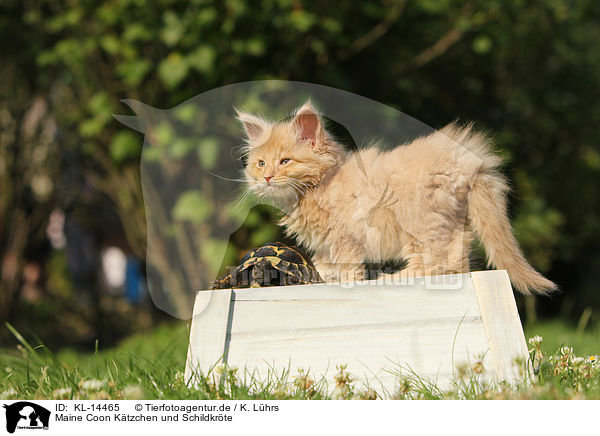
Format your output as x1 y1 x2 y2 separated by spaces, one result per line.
237 101 557 295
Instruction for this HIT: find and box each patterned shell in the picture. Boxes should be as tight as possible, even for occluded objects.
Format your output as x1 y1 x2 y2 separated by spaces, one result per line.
212 242 322 289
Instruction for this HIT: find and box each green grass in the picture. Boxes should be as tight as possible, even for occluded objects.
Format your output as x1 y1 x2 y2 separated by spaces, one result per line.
524 320 600 356
1 320 599 400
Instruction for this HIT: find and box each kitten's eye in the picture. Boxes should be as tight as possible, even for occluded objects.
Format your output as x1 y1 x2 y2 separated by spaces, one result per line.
257 160 265 168
280 158 291 165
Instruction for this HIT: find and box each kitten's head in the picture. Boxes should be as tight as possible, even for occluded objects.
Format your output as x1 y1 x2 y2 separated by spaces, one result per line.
237 101 345 204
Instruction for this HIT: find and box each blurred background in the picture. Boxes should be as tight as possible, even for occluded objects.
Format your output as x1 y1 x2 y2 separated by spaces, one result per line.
1 0 599 351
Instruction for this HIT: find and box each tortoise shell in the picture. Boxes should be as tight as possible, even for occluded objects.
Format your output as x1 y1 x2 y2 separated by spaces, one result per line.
212 242 322 289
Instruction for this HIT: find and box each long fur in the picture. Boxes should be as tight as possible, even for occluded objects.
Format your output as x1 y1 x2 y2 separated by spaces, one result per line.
238 103 557 294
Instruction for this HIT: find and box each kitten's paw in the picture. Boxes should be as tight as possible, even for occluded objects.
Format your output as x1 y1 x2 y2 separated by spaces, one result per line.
314 264 366 284
339 268 366 284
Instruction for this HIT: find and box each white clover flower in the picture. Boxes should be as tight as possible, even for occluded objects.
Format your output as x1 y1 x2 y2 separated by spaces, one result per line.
0 388 17 399
528 335 543 346
332 384 349 400
123 385 144 400
52 387 72 399
80 379 104 391
572 357 585 366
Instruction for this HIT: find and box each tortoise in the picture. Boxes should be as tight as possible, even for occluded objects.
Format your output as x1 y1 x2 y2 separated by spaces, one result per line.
212 242 323 289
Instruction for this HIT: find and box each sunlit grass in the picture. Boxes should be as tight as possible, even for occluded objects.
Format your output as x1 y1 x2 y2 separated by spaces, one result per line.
524 319 600 356
1 320 599 400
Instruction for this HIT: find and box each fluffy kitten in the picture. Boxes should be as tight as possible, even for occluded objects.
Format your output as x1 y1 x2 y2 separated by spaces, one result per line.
237 101 556 295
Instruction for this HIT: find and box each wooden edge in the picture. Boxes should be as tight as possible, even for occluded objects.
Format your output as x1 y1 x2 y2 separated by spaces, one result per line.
184 289 233 387
206 272 472 301
471 270 530 384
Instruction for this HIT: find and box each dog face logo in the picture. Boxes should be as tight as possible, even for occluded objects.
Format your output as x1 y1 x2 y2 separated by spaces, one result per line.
3 402 50 433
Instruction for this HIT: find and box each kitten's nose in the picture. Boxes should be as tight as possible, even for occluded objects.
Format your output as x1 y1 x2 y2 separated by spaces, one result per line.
264 176 273 183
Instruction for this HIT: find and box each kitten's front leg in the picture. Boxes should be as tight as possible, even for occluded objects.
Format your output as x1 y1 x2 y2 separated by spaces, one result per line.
313 238 366 284
312 251 338 283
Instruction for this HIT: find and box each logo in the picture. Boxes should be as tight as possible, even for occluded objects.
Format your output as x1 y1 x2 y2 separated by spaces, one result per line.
3 402 50 434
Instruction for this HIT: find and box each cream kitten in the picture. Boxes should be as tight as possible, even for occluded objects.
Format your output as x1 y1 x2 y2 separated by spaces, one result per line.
237 101 556 295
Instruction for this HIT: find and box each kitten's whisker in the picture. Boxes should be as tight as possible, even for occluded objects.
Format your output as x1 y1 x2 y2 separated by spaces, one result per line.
286 183 303 196
284 179 309 198
285 177 310 191
289 177 313 190
208 171 247 183
231 191 252 210
289 187 300 201
232 184 261 210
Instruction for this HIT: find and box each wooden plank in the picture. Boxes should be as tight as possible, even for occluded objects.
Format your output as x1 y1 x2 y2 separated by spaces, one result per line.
230 281 481 333
471 270 530 383
226 275 491 394
184 289 232 386
227 320 492 393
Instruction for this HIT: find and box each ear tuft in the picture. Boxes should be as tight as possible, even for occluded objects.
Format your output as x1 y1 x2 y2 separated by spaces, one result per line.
235 108 270 143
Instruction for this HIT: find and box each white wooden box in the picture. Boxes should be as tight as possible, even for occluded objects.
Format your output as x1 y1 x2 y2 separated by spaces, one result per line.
185 270 529 397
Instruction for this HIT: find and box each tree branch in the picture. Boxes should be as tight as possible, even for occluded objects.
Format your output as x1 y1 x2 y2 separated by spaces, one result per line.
396 3 496 73
340 0 407 60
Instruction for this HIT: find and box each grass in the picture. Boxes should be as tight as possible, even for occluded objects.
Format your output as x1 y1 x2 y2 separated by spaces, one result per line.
1 319 599 400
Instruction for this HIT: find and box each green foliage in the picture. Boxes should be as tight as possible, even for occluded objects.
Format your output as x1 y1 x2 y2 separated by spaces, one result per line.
187 45 216 74
172 190 211 223
110 131 142 163
116 59 152 87
158 53 189 89
79 93 114 138
45 251 73 300
196 137 219 169
154 122 175 147
471 34 493 54
250 224 280 247
513 197 564 271
201 238 237 276
3 0 600 322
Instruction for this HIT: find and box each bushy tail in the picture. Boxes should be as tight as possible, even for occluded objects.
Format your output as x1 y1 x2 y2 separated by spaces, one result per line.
468 169 557 295
441 123 558 295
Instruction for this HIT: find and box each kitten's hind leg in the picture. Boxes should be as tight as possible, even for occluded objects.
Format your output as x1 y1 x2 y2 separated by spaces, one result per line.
444 229 473 275
376 238 426 285
377 231 472 286
417 228 473 277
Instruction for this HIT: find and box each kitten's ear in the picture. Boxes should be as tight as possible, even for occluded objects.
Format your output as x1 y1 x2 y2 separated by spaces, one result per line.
235 109 270 143
293 102 324 150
